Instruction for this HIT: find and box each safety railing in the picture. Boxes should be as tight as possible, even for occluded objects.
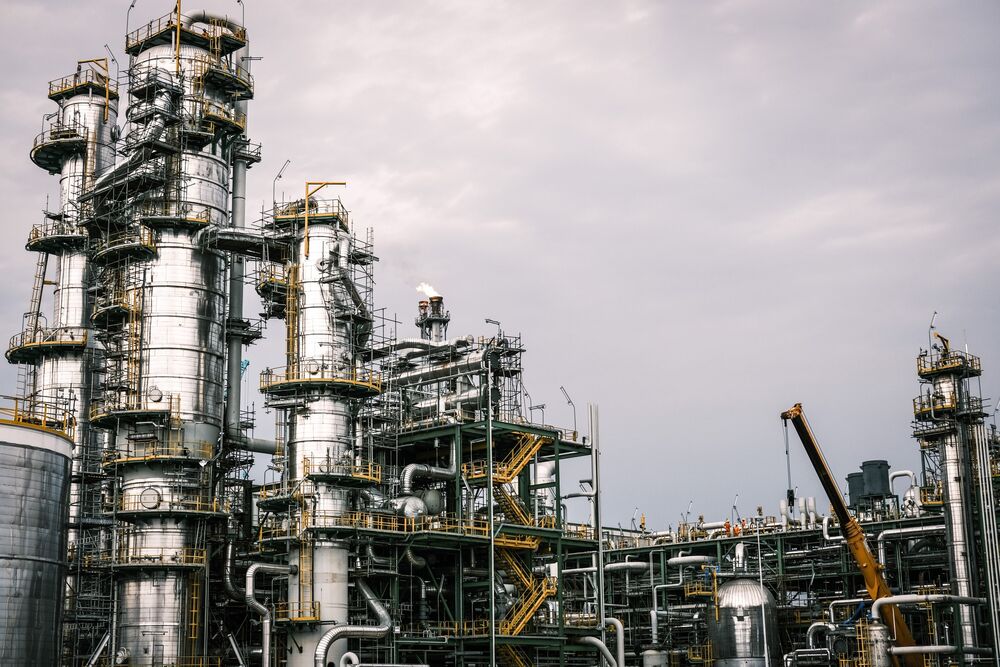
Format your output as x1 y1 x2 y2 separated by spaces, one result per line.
302 456 382 483
96 226 156 257
920 485 944 506
273 197 350 225
563 523 596 541
118 495 221 514
259 362 382 394
33 120 86 150
912 394 957 417
126 11 246 52
87 546 206 567
913 394 983 418
262 510 542 549
917 349 981 376
198 98 246 131
193 55 254 94
104 439 213 465
48 67 117 98
274 602 321 622
0 395 76 441
8 326 87 354
27 218 87 245
432 620 492 637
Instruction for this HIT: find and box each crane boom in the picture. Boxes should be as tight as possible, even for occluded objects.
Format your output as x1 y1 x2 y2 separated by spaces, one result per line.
780 403 921 667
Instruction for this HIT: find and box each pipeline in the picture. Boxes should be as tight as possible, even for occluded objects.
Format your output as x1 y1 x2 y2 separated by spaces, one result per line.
400 436 457 494
605 617 626 667
806 622 835 649
876 524 944 565
246 563 292 667
576 636 618 667
223 540 246 603
314 579 392 667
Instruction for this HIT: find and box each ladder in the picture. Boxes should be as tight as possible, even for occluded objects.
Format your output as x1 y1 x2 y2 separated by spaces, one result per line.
285 263 300 368
298 537 314 616
25 252 49 337
499 644 532 667
125 287 144 409
187 571 201 640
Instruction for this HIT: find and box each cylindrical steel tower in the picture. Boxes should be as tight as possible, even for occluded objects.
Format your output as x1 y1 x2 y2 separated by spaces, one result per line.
261 198 380 667
9 59 119 664
89 10 251 664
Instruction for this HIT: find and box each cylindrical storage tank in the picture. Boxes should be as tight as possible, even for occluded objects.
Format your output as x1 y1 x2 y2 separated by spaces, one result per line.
864 622 893 667
0 418 72 666
861 460 891 498
846 472 865 508
642 649 669 666
707 578 781 667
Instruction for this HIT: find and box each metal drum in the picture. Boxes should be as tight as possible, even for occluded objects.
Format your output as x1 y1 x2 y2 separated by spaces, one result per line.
707 578 781 667
861 460 891 498
847 472 865 508
0 419 72 666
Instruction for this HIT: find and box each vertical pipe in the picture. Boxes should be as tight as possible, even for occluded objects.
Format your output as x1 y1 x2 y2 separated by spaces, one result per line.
486 352 496 667
592 404 606 639
225 46 250 439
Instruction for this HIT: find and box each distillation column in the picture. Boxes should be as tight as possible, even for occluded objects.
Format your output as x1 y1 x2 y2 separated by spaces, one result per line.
9 60 119 664
261 199 380 667
912 338 983 651
89 11 250 663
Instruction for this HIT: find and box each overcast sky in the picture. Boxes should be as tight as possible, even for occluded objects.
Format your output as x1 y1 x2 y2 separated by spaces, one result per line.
2 1 999 531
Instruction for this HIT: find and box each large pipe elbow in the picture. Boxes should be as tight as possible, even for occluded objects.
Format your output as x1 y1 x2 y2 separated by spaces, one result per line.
224 541 245 603
576 636 618 667
605 617 626 667
245 562 290 617
314 579 392 667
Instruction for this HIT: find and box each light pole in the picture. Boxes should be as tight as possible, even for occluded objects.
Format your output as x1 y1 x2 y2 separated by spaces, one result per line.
272 159 290 207
560 385 577 438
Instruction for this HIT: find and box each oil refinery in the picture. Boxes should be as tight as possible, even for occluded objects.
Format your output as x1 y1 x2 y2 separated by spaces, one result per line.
2 4 999 667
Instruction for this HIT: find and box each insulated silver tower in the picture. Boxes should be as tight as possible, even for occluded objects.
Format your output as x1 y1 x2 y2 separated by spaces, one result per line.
8 59 119 664
87 10 252 664
913 334 984 652
259 196 381 667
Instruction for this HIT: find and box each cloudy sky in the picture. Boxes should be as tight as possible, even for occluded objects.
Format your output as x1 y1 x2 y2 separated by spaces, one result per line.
2 1 999 530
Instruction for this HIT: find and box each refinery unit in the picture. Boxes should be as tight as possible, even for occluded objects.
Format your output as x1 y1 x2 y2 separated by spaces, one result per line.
1 4 999 667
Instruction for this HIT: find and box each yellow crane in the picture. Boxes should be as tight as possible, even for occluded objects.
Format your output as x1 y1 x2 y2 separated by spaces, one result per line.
780 403 921 667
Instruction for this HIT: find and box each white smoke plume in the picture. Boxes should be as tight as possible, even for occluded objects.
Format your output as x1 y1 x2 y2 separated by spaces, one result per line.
416 282 440 299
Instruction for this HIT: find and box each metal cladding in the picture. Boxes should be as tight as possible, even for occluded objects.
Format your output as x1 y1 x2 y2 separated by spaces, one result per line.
707 579 781 667
0 417 73 666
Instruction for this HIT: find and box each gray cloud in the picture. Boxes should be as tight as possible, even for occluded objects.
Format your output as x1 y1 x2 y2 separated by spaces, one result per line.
2 0 998 529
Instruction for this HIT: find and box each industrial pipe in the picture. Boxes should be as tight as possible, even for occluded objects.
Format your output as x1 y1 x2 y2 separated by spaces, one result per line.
576 636 618 667
604 562 650 573
871 594 986 624
806 622 835 649
84 632 111 667
400 437 457 494
224 541 246 602
876 524 944 565
314 579 392 667
822 515 843 543
605 617 626 667
246 563 291 667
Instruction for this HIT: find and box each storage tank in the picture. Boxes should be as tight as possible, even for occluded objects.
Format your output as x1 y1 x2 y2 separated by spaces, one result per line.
861 460 891 498
0 411 73 666
847 472 865 508
708 578 781 667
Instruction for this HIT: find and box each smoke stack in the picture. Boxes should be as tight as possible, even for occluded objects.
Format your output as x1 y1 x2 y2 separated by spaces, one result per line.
415 286 449 341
